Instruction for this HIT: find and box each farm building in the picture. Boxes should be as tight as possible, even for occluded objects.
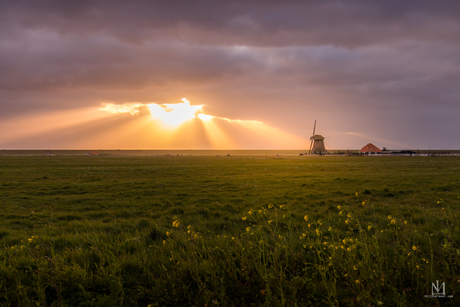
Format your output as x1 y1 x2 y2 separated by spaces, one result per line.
359 143 382 154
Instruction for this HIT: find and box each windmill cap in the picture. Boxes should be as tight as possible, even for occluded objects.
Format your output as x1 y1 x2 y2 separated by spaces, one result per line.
311 135 325 140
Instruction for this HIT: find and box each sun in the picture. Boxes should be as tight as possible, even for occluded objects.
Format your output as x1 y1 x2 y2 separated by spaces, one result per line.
147 98 204 127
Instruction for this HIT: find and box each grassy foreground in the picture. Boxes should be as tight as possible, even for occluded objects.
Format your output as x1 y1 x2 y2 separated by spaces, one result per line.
0 155 459 306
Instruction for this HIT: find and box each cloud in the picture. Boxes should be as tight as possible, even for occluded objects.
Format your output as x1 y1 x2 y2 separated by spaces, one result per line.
3 1 460 47
1 1 460 149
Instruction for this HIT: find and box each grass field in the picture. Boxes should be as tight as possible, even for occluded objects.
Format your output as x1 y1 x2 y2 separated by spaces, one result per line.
0 155 459 306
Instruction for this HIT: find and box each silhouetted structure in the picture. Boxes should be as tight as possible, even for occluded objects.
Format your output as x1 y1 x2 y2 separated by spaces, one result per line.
309 120 327 154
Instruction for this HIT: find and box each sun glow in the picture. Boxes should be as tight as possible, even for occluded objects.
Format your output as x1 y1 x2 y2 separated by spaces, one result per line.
197 113 214 121
92 98 308 149
100 103 145 115
147 98 204 127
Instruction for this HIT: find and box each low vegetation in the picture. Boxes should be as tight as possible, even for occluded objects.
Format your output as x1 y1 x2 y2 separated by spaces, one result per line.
0 155 459 306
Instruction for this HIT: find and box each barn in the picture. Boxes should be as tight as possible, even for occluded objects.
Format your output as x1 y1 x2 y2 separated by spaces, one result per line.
359 143 382 155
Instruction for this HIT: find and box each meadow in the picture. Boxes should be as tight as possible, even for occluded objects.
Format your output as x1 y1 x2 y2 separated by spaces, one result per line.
0 154 459 306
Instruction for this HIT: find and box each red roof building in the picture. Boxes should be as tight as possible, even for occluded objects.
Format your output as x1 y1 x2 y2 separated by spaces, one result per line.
359 143 382 154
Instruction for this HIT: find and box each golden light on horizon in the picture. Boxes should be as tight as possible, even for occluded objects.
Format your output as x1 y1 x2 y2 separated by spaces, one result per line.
95 98 308 149
198 116 236 148
0 98 308 149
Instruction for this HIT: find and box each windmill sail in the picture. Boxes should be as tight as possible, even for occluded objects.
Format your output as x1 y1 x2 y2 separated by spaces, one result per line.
309 120 316 154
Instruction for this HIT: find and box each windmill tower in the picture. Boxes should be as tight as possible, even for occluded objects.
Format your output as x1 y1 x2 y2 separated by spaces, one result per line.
309 120 327 154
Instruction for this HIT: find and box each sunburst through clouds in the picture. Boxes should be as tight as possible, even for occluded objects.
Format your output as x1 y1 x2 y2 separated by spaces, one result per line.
0 98 306 149
98 98 307 149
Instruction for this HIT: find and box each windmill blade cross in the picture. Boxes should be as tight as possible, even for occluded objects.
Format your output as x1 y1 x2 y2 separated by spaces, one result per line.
312 120 316 136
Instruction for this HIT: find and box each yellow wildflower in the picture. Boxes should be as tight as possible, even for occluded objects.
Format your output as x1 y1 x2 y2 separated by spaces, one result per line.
304 215 308 222
246 227 250 232
242 216 247 221
412 245 417 251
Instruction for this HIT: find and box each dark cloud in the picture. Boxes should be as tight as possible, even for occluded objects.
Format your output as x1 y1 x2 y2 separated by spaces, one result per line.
1 0 460 149
2 0 460 47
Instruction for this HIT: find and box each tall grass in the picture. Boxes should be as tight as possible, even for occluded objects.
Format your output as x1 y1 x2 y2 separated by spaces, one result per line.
0 156 459 306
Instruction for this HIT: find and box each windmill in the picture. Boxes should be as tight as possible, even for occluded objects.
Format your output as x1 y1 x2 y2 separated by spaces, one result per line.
309 120 327 154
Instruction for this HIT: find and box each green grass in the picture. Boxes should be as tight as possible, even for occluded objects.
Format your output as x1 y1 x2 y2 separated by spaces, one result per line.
0 155 459 306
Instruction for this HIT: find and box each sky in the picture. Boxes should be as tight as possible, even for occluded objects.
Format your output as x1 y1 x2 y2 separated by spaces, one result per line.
1 0 460 150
